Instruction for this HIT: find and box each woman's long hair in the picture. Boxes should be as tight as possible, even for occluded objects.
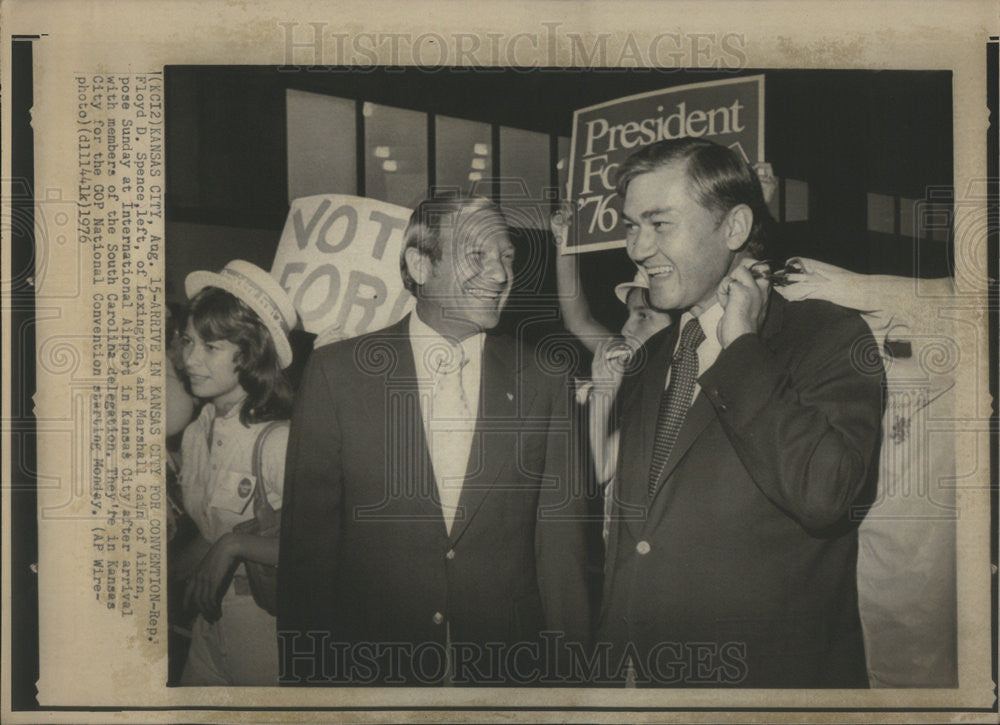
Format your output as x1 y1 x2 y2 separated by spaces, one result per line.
187 286 293 425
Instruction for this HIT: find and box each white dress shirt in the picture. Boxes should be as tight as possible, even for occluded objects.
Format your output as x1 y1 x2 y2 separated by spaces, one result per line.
409 312 484 535
669 301 725 396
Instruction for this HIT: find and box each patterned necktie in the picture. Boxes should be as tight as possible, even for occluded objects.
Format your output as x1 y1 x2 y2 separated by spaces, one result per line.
647 317 706 498
430 345 473 534
432 345 471 417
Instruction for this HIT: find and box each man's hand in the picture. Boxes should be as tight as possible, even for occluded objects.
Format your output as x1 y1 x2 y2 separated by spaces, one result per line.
591 336 631 387
716 261 771 348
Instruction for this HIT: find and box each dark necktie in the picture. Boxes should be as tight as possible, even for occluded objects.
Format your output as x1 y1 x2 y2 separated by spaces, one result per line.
647 317 706 498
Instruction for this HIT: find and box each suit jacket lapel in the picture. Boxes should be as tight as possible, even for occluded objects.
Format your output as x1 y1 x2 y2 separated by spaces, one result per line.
383 315 445 524
646 391 716 515
448 334 521 546
646 291 787 516
618 325 677 541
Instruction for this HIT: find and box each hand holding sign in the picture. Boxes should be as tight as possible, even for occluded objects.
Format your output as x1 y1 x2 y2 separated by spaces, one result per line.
549 200 575 249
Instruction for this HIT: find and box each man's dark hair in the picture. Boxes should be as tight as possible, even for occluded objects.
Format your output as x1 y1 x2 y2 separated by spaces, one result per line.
615 138 774 259
399 196 503 295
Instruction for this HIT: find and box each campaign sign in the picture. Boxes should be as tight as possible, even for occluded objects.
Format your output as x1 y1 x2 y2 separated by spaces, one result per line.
271 194 415 340
566 75 764 253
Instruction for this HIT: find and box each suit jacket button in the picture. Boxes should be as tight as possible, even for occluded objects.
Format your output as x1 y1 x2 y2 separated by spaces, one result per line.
636 540 651 555
433 611 445 625
445 549 455 560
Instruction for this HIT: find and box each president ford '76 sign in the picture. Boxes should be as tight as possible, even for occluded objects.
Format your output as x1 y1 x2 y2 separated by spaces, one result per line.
566 75 764 253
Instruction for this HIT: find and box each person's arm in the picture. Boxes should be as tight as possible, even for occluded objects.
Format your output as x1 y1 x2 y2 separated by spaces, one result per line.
586 336 629 486
777 257 955 335
185 423 289 620
587 394 619 488
551 205 613 353
184 532 281 622
223 532 280 565
700 304 884 531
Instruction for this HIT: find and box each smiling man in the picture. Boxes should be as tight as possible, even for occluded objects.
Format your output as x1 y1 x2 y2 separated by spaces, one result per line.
598 139 884 688
278 196 591 686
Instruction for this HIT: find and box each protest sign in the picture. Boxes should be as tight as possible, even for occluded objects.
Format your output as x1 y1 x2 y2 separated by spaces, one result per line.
271 194 414 340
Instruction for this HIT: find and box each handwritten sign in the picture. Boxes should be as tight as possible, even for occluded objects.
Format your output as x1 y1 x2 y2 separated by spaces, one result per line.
566 75 764 253
271 194 415 340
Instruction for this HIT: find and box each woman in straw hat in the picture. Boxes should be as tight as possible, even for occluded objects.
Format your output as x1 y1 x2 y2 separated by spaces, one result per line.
176 260 298 685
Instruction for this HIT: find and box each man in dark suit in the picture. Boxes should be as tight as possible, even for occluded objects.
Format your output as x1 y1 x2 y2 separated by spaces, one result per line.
598 139 883 688
278 197 591 685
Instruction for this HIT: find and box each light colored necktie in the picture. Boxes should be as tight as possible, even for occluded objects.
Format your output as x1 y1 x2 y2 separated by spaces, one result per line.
647 318 705 498
429 345 473 534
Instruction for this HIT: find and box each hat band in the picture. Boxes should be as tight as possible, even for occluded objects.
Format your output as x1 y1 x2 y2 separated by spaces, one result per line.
220 267 291 338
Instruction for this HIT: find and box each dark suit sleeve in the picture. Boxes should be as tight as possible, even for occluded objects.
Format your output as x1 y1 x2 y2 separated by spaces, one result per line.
534 370 593 648
698 307 883 530
277 349 343 679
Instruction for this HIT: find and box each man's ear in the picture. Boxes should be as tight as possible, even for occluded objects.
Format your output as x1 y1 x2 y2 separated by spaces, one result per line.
723 204 753 251
404 247 431 286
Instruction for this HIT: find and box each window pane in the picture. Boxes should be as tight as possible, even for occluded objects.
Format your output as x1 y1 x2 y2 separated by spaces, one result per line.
867 193 895 234
286 90 356 202
364 102 428 209
435 115 492 196
499 126 550 229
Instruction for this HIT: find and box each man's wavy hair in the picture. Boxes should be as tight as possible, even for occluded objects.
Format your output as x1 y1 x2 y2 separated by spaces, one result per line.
187 286 293 426
399 196 504 295
615 137 775 259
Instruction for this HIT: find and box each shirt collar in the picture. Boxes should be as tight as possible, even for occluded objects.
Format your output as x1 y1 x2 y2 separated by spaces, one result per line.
199 397 245 428
679 301 723 363
685 300 724 328
409 311 484 377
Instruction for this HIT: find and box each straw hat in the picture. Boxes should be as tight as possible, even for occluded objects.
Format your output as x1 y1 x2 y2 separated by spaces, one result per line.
613 266 651 305
185 260 297 369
